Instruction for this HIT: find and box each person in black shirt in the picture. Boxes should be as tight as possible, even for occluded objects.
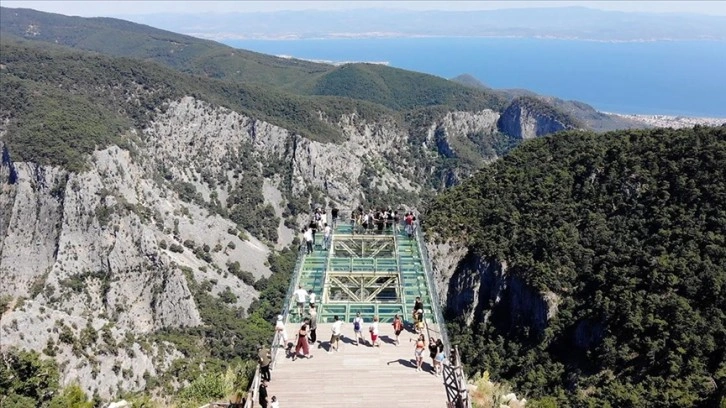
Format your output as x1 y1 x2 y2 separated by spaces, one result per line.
331 206 339 228
258 380 269 408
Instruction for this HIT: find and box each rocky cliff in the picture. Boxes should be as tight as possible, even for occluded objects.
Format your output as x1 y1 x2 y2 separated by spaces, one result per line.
428 241 558 335
497 97 580 140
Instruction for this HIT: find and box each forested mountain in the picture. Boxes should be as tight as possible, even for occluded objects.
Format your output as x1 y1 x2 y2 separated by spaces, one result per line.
0 6 505 113
426 126 726 406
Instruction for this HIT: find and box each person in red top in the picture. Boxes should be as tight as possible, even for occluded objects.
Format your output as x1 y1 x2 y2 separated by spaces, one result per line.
392 314 404 346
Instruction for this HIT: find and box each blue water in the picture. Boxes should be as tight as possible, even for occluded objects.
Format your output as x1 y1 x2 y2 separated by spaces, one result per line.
223 38 726 117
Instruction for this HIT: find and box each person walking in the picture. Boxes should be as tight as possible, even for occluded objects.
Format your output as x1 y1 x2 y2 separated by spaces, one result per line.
369 316 380 347
392 314 404 346
258 345 271 381
352 312 365 346
270 396 280 408
414 334 426 372
329 315 343 352
293 321 312 361
308 305 318 345
308 290 317 308
303 227 314 255
293 285 308 319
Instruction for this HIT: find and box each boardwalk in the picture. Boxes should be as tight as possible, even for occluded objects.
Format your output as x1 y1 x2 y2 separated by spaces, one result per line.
266 322 448 407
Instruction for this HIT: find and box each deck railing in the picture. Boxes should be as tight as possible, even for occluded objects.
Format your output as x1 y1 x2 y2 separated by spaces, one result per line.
415 221 471 408
239 244 307 408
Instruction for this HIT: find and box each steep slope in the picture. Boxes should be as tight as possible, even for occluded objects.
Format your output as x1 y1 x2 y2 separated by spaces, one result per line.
426 126 726 407
496 96 582 139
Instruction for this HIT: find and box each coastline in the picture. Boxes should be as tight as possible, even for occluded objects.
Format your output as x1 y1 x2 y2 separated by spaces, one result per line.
604 112 726 129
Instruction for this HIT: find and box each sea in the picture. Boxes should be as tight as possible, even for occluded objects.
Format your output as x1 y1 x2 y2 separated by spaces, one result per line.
222 37 726 118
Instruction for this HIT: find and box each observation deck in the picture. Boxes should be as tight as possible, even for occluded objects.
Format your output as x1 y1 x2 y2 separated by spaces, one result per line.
240 215 468 408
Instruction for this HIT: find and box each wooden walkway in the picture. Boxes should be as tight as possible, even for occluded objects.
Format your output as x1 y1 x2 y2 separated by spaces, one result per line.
265 322 449 407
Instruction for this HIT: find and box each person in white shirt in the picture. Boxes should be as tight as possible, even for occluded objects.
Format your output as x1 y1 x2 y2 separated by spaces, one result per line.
270 396 280 408
329 315 343 352
369 316 380 347
293 285 308 318
303 227 314 254
322 222 332 250
308 290 316 308
352 312 365 346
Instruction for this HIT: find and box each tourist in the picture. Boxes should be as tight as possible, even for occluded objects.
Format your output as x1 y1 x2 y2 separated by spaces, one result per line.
275 315 288 350
352 312 365 345
293 321 312 361
329 315 343 352
258 380 269 408
414 334 426 372
428 337 439 374
369 316 380 347
331 206 339 228
349 209 356 235
258 344 271 381
270 396 280 408
308 290 316 308
435 339 446 376
323 222 332 250
303 227 314 255
308 305 318 345
293 285 308 318
392 314 404 346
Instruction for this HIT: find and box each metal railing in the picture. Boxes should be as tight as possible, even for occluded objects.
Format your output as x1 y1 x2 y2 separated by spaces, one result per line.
415 221 471 408
240 245 307 408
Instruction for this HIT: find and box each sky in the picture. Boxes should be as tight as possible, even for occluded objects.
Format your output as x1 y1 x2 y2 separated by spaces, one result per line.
3 0 726 17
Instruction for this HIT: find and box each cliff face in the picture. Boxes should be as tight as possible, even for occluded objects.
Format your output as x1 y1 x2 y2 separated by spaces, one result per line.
497 97 578 140
0 97 508 398
428 240 558 335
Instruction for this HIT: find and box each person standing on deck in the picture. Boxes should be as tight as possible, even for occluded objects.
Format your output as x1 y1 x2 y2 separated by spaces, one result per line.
293 285 308 319
331 206 339 228
329 315 343 352
275 315 288 350
258 344 272 381
303 227 314 255
434 339 446 376
369 316 381 347
392 314 404 346
413 296 424 332
258 380 269 408
293 321 313 361
323 222 332 250
350 209 357 235
308 305 318 345
414 334 426 372
352 312 365 345
428 337 439 374
270 396 280 408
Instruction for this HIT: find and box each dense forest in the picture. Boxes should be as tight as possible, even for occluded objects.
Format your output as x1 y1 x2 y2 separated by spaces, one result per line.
427 126 726 406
